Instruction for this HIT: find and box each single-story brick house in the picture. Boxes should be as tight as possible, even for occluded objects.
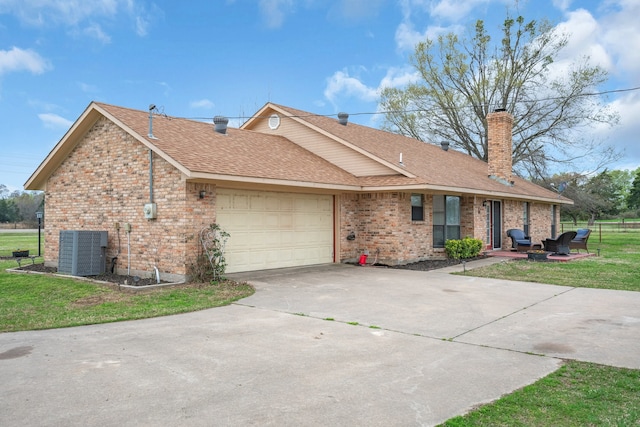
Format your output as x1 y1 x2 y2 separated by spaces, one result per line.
25 101 571 281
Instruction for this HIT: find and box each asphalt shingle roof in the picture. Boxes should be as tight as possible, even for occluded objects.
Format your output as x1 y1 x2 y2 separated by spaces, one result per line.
97 103 361 187
26 101 568 203
266 104 567 201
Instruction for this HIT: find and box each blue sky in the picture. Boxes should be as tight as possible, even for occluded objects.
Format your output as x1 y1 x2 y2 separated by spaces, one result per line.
1 0 639 193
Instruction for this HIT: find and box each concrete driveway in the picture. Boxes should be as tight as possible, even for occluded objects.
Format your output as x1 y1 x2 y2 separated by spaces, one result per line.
1 261 639 426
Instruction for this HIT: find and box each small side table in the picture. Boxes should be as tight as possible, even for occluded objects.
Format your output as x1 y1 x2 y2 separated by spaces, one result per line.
517 243 542 253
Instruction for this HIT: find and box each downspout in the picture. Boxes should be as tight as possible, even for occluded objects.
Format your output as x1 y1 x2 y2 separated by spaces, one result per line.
147 104 156 204
149 149 154 204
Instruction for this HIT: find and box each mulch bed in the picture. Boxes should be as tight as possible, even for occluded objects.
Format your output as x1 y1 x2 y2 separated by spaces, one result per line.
11 262 166 286
7 255 489 285
370 255 488 271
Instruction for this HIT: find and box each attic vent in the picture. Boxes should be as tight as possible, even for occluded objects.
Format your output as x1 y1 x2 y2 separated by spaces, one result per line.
213 116 229 134
268 114 280 129
338 112 349 126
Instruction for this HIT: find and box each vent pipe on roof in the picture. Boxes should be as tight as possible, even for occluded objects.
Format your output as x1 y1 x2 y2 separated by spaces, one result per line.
440 141 450 151
148 104 158 139
213 116 229 134
338 112 349 126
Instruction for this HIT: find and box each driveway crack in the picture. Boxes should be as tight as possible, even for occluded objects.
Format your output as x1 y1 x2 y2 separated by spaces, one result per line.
449 286 577 341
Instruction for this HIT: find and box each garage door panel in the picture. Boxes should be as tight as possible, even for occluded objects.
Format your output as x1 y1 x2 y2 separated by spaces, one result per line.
216 189 333 273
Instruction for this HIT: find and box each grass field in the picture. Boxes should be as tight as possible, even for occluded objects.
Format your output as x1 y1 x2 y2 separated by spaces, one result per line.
0 230 43 257
460 231 640 292
0 230 254 332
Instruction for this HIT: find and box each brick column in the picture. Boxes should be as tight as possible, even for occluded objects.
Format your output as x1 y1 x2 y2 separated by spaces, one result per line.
487 110 513 184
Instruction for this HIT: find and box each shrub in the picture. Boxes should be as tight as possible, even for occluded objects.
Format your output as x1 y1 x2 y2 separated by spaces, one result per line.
445 237 484 260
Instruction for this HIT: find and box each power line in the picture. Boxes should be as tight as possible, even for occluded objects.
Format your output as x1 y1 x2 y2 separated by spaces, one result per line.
176 85 640 123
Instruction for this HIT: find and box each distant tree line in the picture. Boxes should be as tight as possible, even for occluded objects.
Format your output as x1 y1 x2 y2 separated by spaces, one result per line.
536 168 640 224
0 184 44 227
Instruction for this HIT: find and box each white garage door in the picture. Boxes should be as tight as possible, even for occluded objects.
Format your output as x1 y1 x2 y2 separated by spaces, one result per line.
216 189 334 273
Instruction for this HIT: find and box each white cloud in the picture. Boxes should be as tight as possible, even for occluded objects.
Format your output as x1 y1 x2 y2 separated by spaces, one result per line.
82 23 111 44
0 0 119 26
0 0 155 39
545 1 640 171
0 47 49 75
38 113 73 129
552 9 612 72
324 69 379 105
594 92 640 170
135 15 149 37
552 0 573 11
599 1 640 79
548 2 640 83
258 0 294 29
379 66 419 89
327 0 385 23
394 21 458 51
429 0 493 21
190 99 215 109
77 82 98 93
323 66 419 109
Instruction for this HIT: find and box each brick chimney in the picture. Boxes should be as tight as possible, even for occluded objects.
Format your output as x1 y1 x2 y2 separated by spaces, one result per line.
487 109 513 185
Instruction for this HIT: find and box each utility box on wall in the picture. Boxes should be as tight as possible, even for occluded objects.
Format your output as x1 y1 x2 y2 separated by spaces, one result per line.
58 230 108 276
143 203 157 219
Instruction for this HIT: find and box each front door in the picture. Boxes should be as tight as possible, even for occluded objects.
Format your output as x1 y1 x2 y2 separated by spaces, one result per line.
485 200 502 250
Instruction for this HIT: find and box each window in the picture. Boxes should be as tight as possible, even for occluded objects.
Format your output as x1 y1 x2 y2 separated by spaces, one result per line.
433 195 460 247
411 194 424 221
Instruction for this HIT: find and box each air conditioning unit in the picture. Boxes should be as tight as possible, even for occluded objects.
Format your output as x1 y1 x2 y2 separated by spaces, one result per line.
58 230 108 276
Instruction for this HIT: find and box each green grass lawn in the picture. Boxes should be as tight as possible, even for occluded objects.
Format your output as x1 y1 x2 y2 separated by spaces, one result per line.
0 230 43 257
441 361 640 426
461 231 640 291
0 231 254 332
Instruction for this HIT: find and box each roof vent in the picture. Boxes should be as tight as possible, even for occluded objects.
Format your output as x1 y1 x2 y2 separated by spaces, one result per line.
338 112 349 126
213 116 229 134
147 104 158 139
440 141 450 151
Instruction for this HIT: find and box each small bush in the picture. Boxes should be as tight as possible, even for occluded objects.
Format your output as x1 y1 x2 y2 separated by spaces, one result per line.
445 237 483 260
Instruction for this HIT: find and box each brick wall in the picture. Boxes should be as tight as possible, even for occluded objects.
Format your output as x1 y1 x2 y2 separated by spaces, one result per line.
339 192 490 265
340 192 557 263
501 199 557 249
44 118 212 282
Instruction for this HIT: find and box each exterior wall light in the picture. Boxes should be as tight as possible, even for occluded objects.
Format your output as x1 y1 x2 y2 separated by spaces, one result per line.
199 190 206 199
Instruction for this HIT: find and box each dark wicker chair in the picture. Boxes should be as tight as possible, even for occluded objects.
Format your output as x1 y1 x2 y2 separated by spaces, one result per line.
570 228 591 253
507 229 531 251
543 231 577 255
